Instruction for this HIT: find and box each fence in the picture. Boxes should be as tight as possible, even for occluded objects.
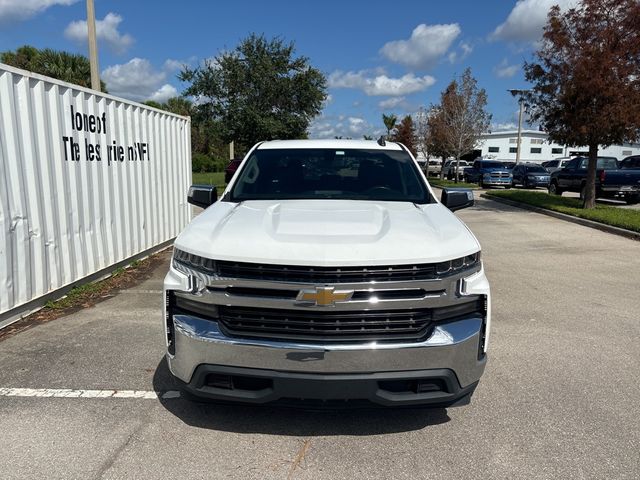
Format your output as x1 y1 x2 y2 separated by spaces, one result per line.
0 63 191 326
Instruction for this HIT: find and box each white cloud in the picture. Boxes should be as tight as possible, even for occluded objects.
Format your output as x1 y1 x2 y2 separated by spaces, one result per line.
102 58 179 102
491 122 517 131
378 97 406 110
308 115 383 139
0 0 77 23
163 59 184 72
494 59 520 78
490 0 579 43
64 12 134 54
149 84 178 103
448 41 474 64
380 23 461 70
328 70 436 96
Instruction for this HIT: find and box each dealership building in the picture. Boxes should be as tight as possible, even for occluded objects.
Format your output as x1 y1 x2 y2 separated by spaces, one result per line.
476 130 640 163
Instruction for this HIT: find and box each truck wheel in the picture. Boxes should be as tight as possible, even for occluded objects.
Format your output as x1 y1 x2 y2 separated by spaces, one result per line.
579 184 587 201
549 182 562 196
626 194 640 205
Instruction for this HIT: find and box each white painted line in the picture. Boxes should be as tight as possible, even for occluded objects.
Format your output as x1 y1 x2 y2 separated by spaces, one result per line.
0 387 182 399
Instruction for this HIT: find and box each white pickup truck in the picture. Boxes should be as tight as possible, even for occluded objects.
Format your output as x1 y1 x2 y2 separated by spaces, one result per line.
164 139 490 408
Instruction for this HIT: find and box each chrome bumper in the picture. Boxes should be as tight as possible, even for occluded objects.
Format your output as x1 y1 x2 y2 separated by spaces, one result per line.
167 313 486 389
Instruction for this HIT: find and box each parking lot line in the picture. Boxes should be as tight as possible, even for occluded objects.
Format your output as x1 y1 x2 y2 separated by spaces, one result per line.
0 387 181 399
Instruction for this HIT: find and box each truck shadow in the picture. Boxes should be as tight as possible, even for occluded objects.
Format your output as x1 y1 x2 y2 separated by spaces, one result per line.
153 357 451 436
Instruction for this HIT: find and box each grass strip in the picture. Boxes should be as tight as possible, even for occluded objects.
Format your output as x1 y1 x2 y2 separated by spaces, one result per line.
192 171 226 188
428 178 480 189
485 190 640 233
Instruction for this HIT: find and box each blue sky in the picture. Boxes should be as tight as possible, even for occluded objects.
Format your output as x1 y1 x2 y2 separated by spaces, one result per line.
0 0 575 138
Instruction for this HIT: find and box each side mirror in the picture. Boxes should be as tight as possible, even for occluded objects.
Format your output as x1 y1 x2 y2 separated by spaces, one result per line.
187 185 217 209
441 188 474 212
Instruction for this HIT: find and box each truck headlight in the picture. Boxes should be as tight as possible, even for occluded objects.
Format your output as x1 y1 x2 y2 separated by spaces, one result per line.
436 252 481 275
172 248 216 276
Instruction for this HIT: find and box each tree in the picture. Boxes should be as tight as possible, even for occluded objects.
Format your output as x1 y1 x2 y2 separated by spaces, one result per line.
1 45 107 91
414 107 430 170
391 115 417 155
425 105 453 179
382 113 397 137
436 68 491 182
525 0 640 208
180 34 327 152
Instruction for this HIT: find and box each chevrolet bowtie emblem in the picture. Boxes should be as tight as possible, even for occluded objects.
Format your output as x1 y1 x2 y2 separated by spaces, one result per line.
296 287 354 306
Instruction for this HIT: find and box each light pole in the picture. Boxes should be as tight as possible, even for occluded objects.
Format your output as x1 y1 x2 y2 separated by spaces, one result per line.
508 89 531 165
86 0 100 91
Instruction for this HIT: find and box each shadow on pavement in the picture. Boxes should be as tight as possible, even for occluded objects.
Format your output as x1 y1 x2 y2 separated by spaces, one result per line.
153 357 451 436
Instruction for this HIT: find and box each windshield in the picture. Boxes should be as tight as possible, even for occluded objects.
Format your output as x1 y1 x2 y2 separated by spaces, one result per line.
230 148 433 203
525 165 547 173
481 161 505 169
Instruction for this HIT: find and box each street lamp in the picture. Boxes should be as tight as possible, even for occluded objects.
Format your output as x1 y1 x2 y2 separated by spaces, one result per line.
508 89 531 165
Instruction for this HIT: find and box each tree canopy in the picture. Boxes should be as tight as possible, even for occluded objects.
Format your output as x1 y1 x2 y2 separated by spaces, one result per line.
426 68 490 180
390 115 417 156
382 114 397 137
525 0 640 208
1 45 107 92
180 34 327 153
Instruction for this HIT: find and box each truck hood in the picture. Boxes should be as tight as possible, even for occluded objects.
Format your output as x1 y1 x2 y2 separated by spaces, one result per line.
175 200 480 266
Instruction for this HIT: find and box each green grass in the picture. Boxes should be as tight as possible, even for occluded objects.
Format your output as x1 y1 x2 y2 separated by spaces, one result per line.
428 178 480 189
486 190 640 233
192 171 226 188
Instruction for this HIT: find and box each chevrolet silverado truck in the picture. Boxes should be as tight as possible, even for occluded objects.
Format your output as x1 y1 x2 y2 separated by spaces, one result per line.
164 139 490 407
549 156 640 204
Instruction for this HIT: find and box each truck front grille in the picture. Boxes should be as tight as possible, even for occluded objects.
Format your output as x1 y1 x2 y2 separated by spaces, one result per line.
214 299 483 343
215 261 438 283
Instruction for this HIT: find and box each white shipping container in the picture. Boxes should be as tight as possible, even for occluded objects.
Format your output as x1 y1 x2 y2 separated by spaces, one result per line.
0 64 191 325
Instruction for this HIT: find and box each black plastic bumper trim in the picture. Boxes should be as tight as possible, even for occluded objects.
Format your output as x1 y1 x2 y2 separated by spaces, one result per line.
179 364 479 408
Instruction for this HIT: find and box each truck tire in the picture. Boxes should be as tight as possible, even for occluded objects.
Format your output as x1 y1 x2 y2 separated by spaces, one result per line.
549 181 563 196
626 194 640 205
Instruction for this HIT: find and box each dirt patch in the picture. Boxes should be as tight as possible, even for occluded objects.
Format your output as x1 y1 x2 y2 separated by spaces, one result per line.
0 248 172 342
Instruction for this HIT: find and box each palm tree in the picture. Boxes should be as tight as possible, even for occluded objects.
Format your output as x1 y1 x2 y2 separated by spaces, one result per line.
2 45 106 91
382 113 397 137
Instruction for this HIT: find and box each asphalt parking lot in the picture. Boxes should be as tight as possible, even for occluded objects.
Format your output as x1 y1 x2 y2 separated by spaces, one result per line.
1 196 639 480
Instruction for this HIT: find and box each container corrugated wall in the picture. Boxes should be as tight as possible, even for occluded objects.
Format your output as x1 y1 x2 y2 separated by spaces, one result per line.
0 64 191 320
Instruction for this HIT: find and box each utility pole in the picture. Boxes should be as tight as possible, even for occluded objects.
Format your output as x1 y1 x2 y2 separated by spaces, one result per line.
86 0 100 91
515 98 524 165
508 89 531 165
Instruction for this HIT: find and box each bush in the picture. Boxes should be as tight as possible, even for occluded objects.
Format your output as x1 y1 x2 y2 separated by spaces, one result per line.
192 153 226 173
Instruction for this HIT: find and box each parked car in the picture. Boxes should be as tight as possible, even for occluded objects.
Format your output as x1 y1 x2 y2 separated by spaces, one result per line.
224 158 242 184
426 158 443 177
502 161 516 170
619 155 640 169
549 156 640 204
463 159 513 188
441 160 471 180
511 163 551 189
166 139 490 407
542 157 573 173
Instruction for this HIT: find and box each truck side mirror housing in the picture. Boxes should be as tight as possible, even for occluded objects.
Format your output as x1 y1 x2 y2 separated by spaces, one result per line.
441 188 474 212
187 185 217 209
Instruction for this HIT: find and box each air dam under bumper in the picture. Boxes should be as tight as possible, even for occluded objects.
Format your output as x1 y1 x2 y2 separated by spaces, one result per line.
168 314 486 407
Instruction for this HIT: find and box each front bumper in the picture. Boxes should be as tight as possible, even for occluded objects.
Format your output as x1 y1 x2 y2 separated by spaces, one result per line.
167 313 486 407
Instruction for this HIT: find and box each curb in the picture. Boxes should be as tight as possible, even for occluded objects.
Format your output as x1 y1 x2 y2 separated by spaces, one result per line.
481 194 640 242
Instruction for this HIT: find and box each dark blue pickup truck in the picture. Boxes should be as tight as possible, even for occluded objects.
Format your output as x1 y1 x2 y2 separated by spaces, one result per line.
549 156 640 204
463 160 513 188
